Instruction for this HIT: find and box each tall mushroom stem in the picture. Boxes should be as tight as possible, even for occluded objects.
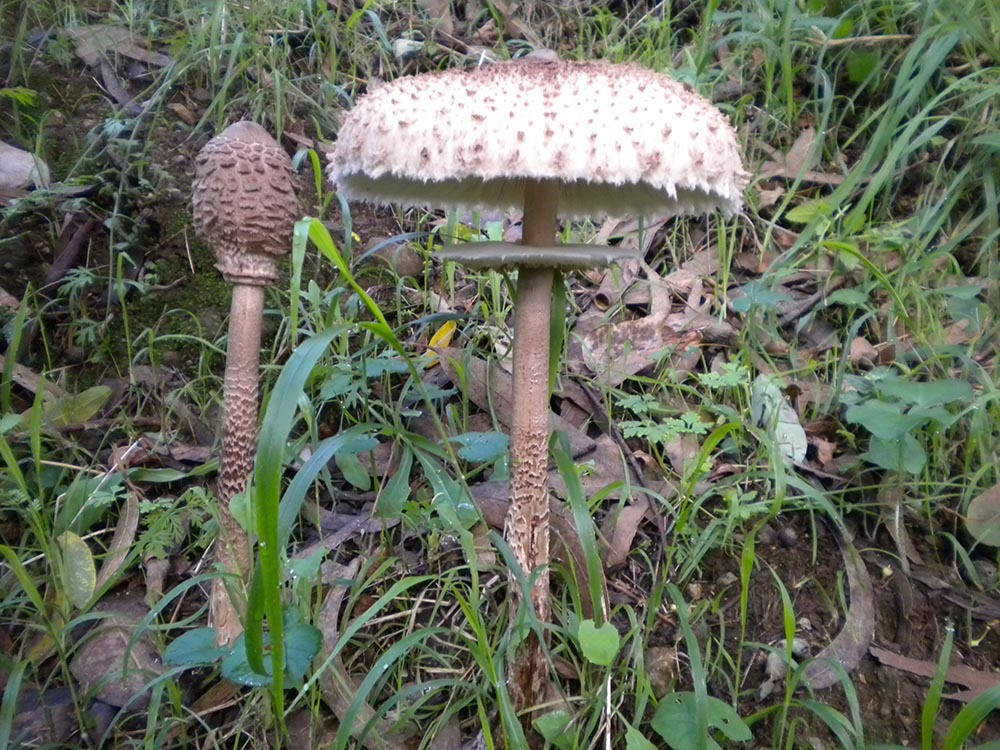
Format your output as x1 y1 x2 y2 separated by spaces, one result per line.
191 121 300 648
508 178 559 713
209 282 265 642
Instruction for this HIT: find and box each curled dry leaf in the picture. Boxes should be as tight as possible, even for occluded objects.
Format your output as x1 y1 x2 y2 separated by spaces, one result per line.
578 263 736 387
65 25 173 68
759 127 845 185
801 532 875 690
435 346 595 458
870 645 1000 702
966 481 1000 547
849 336 879 367
317 558 412 750
0 141 49 193
603 497 650 569
69 590 164 710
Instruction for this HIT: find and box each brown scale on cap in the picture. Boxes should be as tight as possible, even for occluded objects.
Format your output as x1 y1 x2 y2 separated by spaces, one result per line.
328 59 746 726
193 121 298 285
192 121 300 645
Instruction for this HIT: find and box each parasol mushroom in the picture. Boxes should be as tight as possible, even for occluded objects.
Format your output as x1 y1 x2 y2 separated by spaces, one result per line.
191 121 300 645
328 59 745 713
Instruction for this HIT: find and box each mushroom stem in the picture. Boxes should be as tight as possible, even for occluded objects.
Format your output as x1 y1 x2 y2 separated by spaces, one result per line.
508 178 558 713
209 282 264 643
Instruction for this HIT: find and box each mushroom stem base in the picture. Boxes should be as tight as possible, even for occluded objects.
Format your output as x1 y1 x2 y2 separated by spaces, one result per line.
507 178 559 717
508 266 554 714
210 283 264 646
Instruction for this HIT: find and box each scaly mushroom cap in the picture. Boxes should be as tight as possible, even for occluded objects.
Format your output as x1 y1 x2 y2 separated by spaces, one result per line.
192 121 300 285
329 60 746 219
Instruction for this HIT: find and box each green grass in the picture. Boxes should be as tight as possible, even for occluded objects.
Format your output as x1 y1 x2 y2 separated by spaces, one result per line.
2 0 1000 748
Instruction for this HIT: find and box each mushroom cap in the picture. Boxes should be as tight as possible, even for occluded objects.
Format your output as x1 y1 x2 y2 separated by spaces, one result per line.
329 60 746 219
192 121 300 285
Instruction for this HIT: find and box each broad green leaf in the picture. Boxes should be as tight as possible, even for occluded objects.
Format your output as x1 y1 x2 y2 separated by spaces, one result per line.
362 356 410 377
624 723 658 750
55 472 125 535
966 483 1000 547
533 710 574 750
878 378 973 408
866 434 926 475
825 288 869 307
162 627 227 667
907 404 958 429
57 531 96 609
126 467 189 483
731 281 792 313
335 451 371 491
844 400 910 440
577 619 620 666
846 49 881 84
46 385 112 427
415 451 479 531
222 633 272 687
651 692 752 750
784 200 830 225
449 431 509 463
287 547 325 590
229 490 251 531
219 613 321 687
376 445 412 519
282 617 323 684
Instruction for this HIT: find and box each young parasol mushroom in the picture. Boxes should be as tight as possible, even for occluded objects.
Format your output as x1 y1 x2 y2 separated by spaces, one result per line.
328 59 745 712
191 121 300 645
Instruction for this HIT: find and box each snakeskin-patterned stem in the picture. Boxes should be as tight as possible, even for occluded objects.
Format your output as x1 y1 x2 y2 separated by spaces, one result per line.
507 179 558 719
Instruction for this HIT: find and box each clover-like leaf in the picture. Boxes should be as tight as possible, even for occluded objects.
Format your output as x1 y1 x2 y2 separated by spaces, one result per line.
577 619 620 666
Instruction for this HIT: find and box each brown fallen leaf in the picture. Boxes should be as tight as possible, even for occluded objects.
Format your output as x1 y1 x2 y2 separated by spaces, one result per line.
428 717 463 750
877 480 924 573
0 354 67 400
435 346 595 459
69 590 164 710
592 256 642 311
801 530 875 690
317 558 412 750
0 288 21 312
849 336 879 367
870 645 1000 702
166 102 199 126
759 127 846 185
603 497 650 569
100 60 143 114
578 266 735 387
0 141 49 191
471 480 597 620
660 248 720 297
66 25 172 67
416 0 454 36
966 480 1000 547
287 708 339 750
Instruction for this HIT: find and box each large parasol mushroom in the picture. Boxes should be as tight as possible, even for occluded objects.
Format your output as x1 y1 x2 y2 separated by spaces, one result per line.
328 59 745 713
191 121 300 645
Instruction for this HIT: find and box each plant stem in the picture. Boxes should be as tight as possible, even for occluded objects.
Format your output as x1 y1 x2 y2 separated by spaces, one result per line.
508 178 558 716
210 282 263 646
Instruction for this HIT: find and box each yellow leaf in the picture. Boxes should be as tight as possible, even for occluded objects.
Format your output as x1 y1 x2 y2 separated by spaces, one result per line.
425 320 457 368
57 531 96 609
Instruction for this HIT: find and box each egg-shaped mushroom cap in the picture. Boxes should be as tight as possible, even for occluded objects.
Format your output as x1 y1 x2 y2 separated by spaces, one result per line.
329 60 746 219
192 121 300 285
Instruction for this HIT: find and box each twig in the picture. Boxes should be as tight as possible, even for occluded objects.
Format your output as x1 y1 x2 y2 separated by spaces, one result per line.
808 32 914 47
